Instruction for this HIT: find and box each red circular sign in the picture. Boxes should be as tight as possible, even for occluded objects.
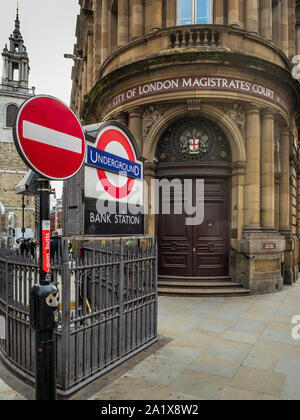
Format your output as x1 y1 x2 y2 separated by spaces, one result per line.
96 125 137 199
14 95 85 180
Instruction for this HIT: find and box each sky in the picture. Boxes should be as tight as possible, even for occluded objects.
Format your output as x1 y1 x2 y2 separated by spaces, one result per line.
0 0 81 204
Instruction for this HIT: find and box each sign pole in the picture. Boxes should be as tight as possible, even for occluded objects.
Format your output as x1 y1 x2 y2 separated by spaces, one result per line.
13 95 86 400
30 178 59 400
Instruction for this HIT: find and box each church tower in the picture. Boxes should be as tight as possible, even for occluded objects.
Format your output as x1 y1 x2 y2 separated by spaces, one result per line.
0 6 35 243
1 7 31 94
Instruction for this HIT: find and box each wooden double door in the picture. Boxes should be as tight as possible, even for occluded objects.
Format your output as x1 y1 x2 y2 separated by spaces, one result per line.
157 177 230 277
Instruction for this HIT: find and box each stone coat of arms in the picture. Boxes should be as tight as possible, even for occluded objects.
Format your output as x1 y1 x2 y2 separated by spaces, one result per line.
180 129 210 156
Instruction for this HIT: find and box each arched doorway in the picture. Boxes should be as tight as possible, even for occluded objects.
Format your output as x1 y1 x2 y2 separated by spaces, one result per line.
155 116 232 279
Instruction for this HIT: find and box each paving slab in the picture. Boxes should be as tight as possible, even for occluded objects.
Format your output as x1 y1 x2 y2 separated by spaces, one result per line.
209 340 252 363
0 379 25 401
274 357 300 377
261 329 300 347
220 329 261 345
190 354 241 379
230 366 286 397
231 319 267 333
281 375 300 400
90 375 188 401
168 368 230 400
220 385 264 400
126 353 187 386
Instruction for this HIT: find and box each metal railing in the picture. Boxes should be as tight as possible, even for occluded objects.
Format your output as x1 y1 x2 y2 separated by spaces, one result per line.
0 237 158 397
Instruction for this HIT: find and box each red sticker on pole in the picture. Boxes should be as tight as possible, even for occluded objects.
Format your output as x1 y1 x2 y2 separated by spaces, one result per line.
42 221 51 273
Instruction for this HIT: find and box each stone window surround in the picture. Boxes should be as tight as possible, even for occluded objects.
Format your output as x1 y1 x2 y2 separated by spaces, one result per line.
3 102 19 130
176 0 213 26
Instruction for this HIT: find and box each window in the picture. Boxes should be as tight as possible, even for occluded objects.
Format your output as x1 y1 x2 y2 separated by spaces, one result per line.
6 104 18 128
177 0 212 25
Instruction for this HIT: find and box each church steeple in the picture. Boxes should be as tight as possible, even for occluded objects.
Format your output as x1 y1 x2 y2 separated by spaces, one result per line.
1 4 30 93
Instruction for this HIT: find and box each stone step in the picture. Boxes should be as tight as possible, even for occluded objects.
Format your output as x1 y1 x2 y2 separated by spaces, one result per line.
158 287 250 297
158 281 244 288
158 275 233 282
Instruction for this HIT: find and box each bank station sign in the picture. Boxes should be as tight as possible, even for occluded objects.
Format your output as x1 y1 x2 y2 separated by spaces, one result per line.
84 121 144 236
102 75 288 116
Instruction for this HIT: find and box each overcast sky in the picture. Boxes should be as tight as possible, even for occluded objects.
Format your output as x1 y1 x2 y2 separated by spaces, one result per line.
0 1 81 204
0 0 80 105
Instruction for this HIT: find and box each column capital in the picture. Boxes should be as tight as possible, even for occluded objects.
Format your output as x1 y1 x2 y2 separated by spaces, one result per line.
144 161 156 176
128 107 143 118
261 108 275 119
231 161 246 175
111 111 128 124
245 103 261 114
279 125 291 136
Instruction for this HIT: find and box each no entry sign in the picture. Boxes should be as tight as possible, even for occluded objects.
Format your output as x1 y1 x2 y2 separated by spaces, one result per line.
13 95 85 180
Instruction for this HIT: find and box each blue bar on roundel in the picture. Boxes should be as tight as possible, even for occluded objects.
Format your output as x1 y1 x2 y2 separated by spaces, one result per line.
86 145 142 180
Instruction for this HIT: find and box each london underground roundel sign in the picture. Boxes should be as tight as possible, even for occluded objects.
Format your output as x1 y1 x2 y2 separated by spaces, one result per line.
86 122 143 200
13 95 86 180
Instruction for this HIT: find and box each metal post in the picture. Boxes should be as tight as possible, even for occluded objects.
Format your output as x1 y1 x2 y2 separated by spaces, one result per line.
29 178 59 400
22 195 25 237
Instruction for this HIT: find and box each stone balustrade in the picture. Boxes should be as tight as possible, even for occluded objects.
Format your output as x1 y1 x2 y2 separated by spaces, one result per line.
170 27 220 48
100 25 290 79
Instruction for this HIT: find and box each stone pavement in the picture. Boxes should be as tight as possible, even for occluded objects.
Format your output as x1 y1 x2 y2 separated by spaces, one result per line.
1 281 300 400
90 281 300 401
0 378 25 400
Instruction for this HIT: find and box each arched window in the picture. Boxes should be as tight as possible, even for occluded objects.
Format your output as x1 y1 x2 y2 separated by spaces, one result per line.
177 0 212 25
6 104 18 128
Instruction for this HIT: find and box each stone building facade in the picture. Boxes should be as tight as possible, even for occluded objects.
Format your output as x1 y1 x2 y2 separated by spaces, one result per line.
0 11 35 239
68 0 300 294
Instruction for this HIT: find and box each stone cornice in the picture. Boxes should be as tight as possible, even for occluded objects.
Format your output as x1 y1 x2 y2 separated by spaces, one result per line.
82 51 300 121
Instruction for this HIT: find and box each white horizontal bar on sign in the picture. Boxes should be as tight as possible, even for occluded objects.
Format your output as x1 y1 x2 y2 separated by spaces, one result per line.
22 121 82 154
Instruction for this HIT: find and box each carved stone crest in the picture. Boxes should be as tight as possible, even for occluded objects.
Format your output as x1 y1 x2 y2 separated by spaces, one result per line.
142 106 164 139
224 103 245 137
180 128 210 156
156 117 232 164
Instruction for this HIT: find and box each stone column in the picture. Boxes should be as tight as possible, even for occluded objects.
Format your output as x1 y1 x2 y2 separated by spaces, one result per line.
165 0 176 27
232 162 246 240
101 0 109 63
261 109 275 230
245 0 258 33
273 0 281 47
144 162 156 236
297 168 300 236
128 108 143 151
215 0 224 24
296 25 300 56
228 0 240 27
118 0 129 46
281 0 289 56
93 0 102 84
274 137 281 231
279 127 293 284
130 0 144 39
261 0 272 40
297 169 300 270
151 0 163 30
244 104 261 230
81 59 87 99
87 32 93 93
279 127 290 232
